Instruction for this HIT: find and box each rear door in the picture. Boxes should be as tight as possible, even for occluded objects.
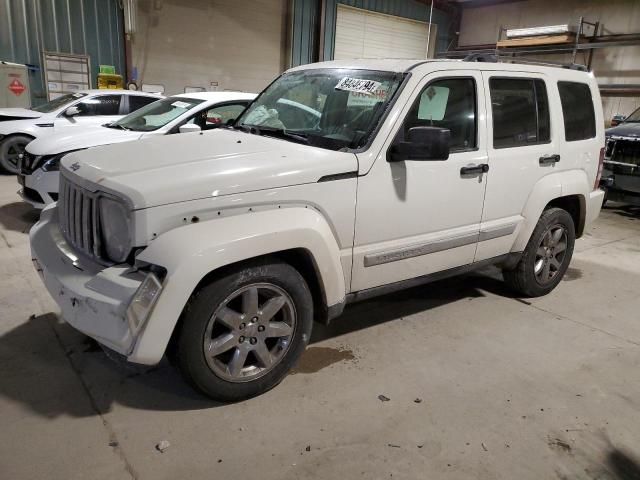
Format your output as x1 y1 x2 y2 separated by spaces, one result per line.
556 80 601 192
475 72 559 262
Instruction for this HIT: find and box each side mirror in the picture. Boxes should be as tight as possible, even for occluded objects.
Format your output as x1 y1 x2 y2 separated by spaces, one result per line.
64 106 81 117
179 124 202 134
388 126 450 162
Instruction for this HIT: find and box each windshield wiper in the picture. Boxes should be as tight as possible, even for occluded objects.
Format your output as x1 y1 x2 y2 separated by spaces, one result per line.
249 126 309 145
105 122 130 131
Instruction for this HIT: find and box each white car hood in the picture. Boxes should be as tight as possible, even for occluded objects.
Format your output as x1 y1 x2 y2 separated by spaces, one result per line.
27 125 142 156
0 108 42 120
61 129 358 209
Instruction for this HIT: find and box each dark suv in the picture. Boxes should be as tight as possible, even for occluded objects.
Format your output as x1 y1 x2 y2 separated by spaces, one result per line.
602 106 640 206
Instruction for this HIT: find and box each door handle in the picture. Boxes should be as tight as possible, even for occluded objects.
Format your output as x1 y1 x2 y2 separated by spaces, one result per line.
460 163 489 176
539 154 560 165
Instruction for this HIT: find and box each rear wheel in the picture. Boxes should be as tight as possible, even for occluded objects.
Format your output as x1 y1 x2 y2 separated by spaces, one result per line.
0 135 32 174
176 260 313 402
503 207 575 297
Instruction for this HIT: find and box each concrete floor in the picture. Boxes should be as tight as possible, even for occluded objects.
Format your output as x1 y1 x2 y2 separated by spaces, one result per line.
1 174 640 480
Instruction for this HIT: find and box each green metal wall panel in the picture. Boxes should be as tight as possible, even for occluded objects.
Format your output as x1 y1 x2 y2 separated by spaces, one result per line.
291 0 320 67
0 0 125 106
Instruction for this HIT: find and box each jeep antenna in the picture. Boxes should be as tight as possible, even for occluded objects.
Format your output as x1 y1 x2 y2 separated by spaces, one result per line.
426 0 434 58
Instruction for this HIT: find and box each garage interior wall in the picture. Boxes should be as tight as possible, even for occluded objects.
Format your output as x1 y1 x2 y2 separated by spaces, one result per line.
0 0 125 106
131 0 288 95
458 0 640 121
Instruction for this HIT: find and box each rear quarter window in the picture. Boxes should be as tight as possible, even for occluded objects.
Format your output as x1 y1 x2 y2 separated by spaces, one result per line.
557 81 596 141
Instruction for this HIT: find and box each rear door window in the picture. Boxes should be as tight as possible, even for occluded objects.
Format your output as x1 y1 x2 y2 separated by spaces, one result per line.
126 95 159 114
490 78 550 149
557 81 596 141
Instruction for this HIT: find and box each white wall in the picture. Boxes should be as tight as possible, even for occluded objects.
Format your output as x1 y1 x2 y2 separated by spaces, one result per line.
131 0 287 95
459 0 640 121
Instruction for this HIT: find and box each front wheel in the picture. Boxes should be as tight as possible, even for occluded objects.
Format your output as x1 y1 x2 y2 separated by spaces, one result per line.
0 135 32 174
503 207 576 297
175 259 313 402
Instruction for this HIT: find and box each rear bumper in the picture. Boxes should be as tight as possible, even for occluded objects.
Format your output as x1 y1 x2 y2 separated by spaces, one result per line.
30 206 149 359
585 189 605 228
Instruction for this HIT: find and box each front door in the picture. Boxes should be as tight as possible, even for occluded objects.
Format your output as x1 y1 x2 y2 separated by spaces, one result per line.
351 71 489 292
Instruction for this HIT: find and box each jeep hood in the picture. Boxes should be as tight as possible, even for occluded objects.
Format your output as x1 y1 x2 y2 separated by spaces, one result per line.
27 124 142 156
61 129 358 209
606 123 640 138
0 108 42 121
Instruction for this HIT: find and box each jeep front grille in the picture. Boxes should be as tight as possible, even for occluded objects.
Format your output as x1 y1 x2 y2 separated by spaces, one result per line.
58 175 104 262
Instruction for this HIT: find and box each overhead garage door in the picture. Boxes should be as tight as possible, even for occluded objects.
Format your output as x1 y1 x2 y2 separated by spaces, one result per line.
334 5 436 60
132 0 286 95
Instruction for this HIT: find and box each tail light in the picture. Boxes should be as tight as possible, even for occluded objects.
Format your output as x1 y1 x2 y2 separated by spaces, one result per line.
594 146 605 190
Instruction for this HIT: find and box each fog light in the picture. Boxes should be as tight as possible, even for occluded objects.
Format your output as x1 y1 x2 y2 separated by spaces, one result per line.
126 272 162 334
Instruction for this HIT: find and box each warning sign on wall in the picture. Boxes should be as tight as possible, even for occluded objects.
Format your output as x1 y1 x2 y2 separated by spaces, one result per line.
8 78 26 96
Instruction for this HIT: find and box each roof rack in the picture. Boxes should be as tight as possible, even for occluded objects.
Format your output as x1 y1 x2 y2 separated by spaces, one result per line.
462 53 588 71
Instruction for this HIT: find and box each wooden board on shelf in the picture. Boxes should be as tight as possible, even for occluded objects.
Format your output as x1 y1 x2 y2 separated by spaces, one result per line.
497 33 576 48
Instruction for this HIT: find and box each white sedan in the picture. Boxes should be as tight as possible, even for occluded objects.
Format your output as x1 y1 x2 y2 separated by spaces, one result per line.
0 89 163 173
18 91 256 208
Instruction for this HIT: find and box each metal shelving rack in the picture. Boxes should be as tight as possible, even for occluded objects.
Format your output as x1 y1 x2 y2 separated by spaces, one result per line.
440 16 640 71
438 17 640 95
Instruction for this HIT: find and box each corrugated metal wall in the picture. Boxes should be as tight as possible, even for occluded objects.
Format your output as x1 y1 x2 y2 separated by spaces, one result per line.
290 0 320 68
291 0 454 66
0 0 126 106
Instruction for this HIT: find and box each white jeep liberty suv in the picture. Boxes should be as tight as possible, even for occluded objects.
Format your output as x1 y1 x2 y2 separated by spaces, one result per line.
30 59 605 401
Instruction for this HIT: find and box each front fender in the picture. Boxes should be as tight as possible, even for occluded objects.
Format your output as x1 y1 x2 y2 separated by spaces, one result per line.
129 207 346 364
513 169 589 252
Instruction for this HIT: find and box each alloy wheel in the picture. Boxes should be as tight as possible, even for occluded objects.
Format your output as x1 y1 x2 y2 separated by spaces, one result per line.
534 224 568 284
202 283 296 382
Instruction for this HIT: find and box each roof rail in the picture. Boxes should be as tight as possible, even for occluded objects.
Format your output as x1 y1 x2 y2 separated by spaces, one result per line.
462 53 587 71
463 53 498 63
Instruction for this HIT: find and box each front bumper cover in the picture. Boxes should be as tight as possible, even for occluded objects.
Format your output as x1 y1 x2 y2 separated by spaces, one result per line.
30 206 148 358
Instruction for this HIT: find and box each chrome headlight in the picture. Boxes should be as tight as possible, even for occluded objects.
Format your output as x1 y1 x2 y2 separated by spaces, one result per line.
99 196 132 263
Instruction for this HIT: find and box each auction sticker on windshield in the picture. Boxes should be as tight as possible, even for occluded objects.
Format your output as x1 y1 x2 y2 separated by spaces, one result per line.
335 77 381 95
171 101 193 109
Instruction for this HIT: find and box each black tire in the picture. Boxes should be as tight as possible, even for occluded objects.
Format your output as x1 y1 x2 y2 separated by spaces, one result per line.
175 259 313 402
0 134 32 174
503 207 575 297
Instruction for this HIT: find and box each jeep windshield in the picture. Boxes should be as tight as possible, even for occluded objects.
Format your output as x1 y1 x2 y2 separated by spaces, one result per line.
235 69 405 150
109 97 204 132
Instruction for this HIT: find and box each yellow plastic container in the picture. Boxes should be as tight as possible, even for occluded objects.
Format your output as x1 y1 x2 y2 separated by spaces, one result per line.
97 73 123 89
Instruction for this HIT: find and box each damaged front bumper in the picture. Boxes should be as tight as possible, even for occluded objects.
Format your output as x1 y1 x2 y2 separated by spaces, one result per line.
30 206 161 362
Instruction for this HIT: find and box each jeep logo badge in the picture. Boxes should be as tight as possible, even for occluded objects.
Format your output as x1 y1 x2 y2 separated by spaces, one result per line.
70 162 81 172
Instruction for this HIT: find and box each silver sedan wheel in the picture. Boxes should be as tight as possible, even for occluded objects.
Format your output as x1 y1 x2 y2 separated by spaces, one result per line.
203 283 296 382
534 224 568 284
